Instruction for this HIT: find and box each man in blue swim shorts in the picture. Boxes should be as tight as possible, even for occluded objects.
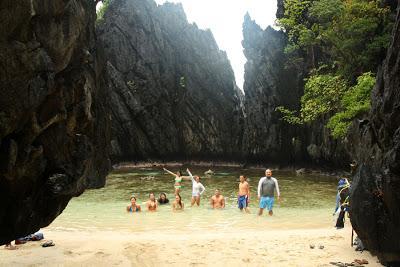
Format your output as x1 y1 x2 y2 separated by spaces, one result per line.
257 169 280 216
238 175 250 213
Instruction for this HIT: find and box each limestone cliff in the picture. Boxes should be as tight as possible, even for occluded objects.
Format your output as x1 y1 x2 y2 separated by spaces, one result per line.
0 0 110 244
241 14 306 164
349 4 400 264
242 12 350 168
97 0 244 161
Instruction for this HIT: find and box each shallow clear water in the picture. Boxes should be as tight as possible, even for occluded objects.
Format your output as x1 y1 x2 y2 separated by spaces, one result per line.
50 166 339 232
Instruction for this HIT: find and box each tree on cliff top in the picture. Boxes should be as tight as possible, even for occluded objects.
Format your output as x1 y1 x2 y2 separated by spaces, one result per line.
276 0 393 138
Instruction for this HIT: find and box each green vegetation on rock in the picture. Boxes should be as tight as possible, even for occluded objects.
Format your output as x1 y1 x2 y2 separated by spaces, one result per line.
276 0 393 138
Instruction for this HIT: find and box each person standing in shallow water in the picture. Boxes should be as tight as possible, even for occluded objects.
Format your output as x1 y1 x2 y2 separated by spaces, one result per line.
187 168 205 206
172 193 184 212
257 169 280 216
238 175 250 213
126 196 141 212
146 193 158 212
163 167 189 195
158 193 169 205
210 189 225 209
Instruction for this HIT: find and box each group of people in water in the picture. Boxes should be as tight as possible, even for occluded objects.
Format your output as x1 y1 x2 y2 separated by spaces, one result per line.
126 168 281 215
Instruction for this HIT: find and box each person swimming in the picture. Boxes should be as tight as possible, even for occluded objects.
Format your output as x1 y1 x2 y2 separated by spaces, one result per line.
172 193 184 211
163 167 189 195
158 193 169 205
126 196 141 212
187 168 205 206
146 192 158 212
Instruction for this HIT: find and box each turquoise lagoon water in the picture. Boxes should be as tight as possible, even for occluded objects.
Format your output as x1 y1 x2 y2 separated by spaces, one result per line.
50 166 339 232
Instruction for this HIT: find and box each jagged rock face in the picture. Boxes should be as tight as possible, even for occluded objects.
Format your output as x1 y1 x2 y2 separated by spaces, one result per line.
97 0 244 161
349 6 400 264
305 119 350 168
242 13 350 167
0 0 110 244
241 15 306 164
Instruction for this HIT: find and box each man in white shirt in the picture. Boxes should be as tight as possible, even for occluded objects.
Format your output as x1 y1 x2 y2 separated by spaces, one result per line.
257 169 280 216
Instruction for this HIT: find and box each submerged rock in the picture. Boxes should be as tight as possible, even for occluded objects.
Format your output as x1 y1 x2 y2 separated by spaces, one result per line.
97 0 244 161
0 1 110 244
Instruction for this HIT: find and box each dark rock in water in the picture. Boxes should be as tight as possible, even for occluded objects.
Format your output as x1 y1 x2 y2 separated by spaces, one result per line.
97 0 244 161
0 1 110 244
349 5 400 265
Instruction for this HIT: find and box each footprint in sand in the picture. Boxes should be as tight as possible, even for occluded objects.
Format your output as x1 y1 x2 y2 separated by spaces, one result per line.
242 258 251 263
329 235 344 240
64 250 73 255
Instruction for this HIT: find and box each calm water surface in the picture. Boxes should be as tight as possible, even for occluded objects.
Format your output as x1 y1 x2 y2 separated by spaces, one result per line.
50 166 338 232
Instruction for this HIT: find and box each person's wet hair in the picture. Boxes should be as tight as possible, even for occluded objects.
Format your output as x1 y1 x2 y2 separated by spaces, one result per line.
130 196 136 201
176 193 183 208
177 170 182 176
158 192 169 204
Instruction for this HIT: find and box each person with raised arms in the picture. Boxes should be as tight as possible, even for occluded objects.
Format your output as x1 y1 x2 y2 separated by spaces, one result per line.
163 167 190 195
186 168 206 206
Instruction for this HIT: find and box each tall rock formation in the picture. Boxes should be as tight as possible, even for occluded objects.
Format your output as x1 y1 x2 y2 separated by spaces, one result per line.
0 1 110 244
242 10 350 167
349 4 400 264
241 14 306 164
97 0 244 161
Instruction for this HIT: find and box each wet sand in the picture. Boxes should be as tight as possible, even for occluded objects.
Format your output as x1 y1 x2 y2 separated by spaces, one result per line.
0 224 381 267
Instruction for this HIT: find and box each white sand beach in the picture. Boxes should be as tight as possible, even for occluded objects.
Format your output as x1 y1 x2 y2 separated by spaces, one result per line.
1 224 381 267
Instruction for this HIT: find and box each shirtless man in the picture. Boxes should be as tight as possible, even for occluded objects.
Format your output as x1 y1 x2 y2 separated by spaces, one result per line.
210 189 225 209
238 175 250 213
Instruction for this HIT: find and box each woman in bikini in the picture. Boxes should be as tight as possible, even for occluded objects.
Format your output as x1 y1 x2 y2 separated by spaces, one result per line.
146 192 158 212
172 193 184 212
126 196 141 212
163 167 189 195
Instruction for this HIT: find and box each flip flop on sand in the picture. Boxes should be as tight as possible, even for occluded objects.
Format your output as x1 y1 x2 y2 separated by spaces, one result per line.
41 240 55 247
353 259 368 265
330 262 346 267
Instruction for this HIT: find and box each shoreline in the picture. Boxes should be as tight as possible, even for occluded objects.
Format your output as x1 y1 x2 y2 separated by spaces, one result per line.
0 225 381 266
112 160 350 178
